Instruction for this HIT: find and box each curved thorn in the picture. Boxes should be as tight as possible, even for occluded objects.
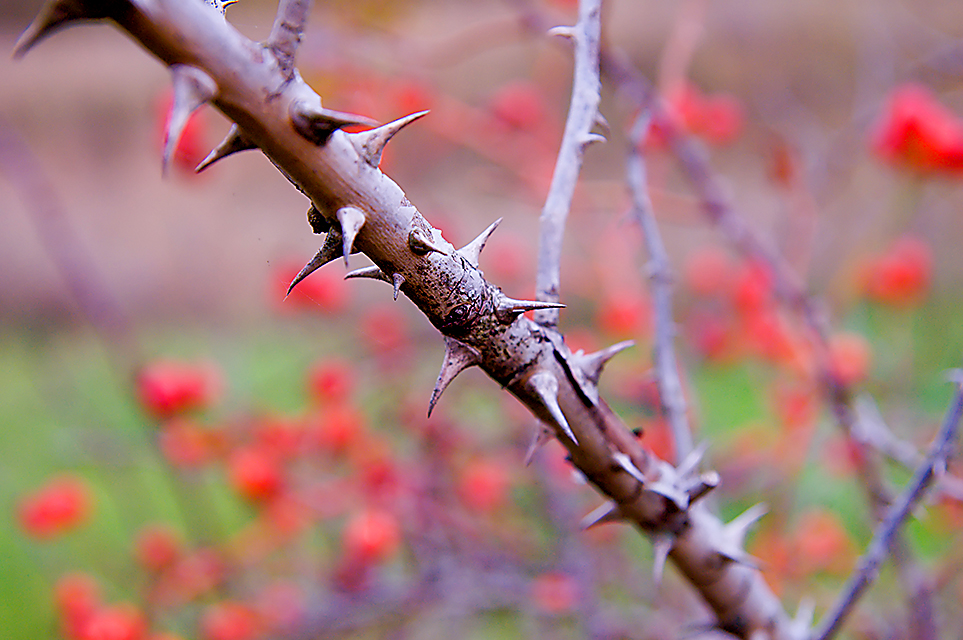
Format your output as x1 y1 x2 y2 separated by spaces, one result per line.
572 340 634 384
336 206 366 268
285 231 343 296
407 226 448 257
581 132 607 146
547 25 576 40
495 295 565 325
14 0 109 59
457 218 502 269
528 370 577 444
676 441 708 478
686 471 720 504
195 124 256 173
344 265 390 283
391 272 405 301
163 65 218 176
350 110 429 167
524 427 552 466
593 111 611 136
290 100 378 146
652 534 675 586
427 337 481 417
580 502 622 530
612 452 646 483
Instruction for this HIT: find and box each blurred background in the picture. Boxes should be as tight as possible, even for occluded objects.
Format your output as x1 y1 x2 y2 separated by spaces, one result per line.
4 0 963 639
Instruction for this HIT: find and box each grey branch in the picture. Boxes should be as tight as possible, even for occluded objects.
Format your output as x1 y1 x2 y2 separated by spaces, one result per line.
533 0 603 327
814 377 963 640
626 111 693 463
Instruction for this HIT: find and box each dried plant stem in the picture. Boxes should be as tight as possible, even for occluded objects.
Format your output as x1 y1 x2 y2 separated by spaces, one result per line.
814 378 963 640
626 111 692 463
16 1 799 636
533 0 603 327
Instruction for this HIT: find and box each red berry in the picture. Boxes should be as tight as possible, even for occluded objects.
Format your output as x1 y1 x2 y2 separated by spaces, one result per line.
488 80 546 131
228 447 284 502
530 572 578 614
134 524 182 572
343 508 401 564
80 603 147 640
827 332 872 388
861 236 932 307
55 572 100 640
872 83 963 175
200 601 260 640
18 475 93 539
307 360 354 405
457 458 511 513
137 360 222 418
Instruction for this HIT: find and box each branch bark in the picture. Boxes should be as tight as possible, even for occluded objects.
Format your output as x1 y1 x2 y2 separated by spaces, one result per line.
16 1 799 637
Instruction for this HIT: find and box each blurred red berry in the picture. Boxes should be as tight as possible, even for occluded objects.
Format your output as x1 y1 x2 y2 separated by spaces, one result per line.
308 404 366 453
597 291 651 338
827 332 872 388
275 262 349 313
158 419 218 467
137 360 221 418
731 260 773 316
200 601 261 640
165 548 225 602
55 573 101 640
362 304 409 355
134 524 182 573
457 458 511 513
80 603 147 640
228 447 284 502
307 359 354 405
530 572 578 614
488 80 546 131
18 475 93 539
343 508 401 564
872 83 963 175
649 82 744 147
861 236 932 307
253 416 304 460
792 509 855 576
684 246 733 297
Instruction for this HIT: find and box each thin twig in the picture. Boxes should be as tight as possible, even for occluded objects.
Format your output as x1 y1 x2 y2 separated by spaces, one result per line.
625 111 693 463
814 376 963 640
533 0 603 327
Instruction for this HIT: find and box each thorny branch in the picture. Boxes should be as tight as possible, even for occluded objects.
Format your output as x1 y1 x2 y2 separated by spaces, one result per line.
625 110 693 464
533 0 603 328
815 377 963 640
600 46 939 640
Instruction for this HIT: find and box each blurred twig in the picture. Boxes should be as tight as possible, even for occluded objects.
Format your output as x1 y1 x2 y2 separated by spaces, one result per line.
625 111 692 463
815 376 963 640
0 119 139 377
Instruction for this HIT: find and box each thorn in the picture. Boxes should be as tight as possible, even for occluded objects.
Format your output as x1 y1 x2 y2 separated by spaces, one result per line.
571 340 634 384
336 206 366 267
408 226 448 256
163 65 218 176
612 452 646 483
790 598 816 639
652 534 674 586
547 25 576 40
391 272 405 300
456 218 502 269
285 231 343 296
427 337 481 417
344 265 390 282
580 502 622 530
528 370 577 444
290 100 377 146
593 111 611 136
350 110 429 167
494 295 565 325
580 132 607 146
523 427 552 466
676 441 708 479
725 503 768 548
14 0 110 59
195 124 256 173
686 471 720 504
